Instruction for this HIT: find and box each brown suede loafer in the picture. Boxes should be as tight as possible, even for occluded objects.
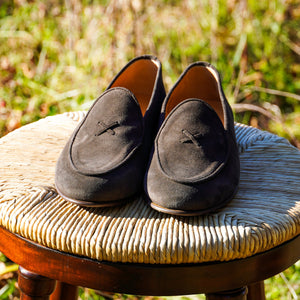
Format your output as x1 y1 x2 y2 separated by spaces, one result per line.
144 62 240 216
55 55 166 207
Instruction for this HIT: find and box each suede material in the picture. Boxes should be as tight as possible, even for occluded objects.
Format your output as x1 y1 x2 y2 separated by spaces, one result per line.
156 99 228 182
71 88 144 174
145 142 239 212
144 61 240 215
55 55 166 205
56 138 145 202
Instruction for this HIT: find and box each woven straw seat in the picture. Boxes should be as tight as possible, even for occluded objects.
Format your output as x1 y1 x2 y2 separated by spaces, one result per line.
0 111 299 266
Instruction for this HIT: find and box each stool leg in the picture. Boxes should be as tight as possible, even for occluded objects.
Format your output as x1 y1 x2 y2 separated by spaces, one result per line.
247 281 266 300
50 281 78 300
18 266 56 300
205 287 248 300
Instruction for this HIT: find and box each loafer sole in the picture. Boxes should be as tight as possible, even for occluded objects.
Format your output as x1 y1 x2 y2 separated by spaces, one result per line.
147 183 239 216
56 184 135 207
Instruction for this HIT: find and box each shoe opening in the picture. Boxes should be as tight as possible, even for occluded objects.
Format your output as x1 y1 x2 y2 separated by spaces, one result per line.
165 64 224 125
110 58 159 116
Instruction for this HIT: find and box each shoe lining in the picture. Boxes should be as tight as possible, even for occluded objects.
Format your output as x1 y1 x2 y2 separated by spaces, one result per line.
165 65 224 125
111 59 159 116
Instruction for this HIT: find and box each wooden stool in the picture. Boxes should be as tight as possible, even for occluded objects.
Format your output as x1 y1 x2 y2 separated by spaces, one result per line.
0 112 299 300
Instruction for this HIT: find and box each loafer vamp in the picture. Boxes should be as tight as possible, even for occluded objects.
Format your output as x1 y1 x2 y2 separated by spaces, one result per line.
70 88 144 175
157 99 228 182
56 138 144 203
145 144 239 213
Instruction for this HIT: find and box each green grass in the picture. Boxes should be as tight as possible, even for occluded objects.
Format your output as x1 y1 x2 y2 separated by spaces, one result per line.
0 0 299 144
265 261 300 299
0 0 299 299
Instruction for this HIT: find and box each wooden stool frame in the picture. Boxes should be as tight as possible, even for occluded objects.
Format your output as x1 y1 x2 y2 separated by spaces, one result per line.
0 226 299 300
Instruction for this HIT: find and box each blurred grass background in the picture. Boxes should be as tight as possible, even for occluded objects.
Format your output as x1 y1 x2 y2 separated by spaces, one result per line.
0 0 299 299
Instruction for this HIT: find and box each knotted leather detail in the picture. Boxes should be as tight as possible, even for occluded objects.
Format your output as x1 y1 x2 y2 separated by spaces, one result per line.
156 99 228 183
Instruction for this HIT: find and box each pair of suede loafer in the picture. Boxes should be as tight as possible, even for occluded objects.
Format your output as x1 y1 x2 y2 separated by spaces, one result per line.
55 55 240 216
